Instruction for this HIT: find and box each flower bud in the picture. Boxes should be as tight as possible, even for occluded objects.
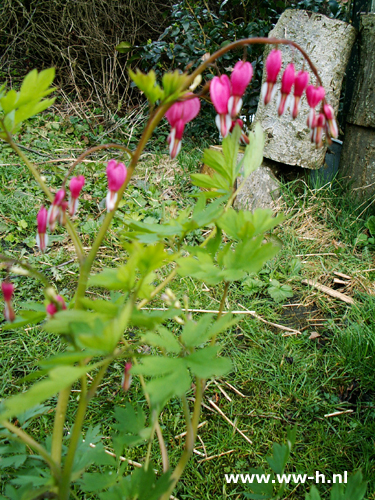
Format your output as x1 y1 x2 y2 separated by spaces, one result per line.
46 295 66 317
1 281 15 322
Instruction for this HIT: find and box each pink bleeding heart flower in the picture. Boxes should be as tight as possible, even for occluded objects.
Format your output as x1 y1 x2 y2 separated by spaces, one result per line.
210 75 232 138
290 70 310 119
106 160 127 212
165 94 200 159
47 189 66 232
311 113 326 147
46 295 66 317
69 175 85 216
36 206 49 253
277 63 295 116
230 119 250 145
323 104 338 139
306 85 325 128
121 361 132 391
228 61 253 118
261 49 282 105
2 281 16 322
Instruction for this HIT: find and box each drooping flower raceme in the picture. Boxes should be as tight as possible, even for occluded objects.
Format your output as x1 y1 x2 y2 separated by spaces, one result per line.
262 49 282 105
46 295 66 317
165 95 201 159
106 160 127 212
47 189 66 232
2 281 15 322
36 206 48 253
311 113 326 147
69 175 85 216
290 70 310 119
306 85 325 128
323 104 338 139
277 63 295 116
210 74 232 138
228 61 253 118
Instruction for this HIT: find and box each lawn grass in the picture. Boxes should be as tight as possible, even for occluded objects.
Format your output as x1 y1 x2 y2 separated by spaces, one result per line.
0 110 375 499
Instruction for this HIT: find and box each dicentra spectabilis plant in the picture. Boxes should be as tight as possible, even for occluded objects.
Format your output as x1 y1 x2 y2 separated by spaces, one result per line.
0 36 350 500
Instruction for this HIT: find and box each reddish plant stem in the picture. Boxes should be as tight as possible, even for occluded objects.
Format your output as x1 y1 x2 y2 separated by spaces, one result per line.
62 143 133 188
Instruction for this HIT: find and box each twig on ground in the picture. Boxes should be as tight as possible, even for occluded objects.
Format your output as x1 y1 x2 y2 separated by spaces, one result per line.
140 307 253 315
213 380 232 402
237 303 301 335
174 421 207 440
324 410 353 418
197 434 207 457
88 443 179 499
302 279 354 305
208 399 253 445
222 381 247 399
198 449 235 463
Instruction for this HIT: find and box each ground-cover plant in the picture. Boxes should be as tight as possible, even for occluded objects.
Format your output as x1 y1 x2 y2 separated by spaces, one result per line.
0 36 368 500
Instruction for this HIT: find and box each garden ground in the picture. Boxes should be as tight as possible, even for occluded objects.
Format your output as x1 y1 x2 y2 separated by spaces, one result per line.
0 109 375 499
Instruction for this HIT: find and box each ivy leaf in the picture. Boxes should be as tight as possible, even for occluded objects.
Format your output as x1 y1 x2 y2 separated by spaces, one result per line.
267 280 293 303
115 41 133 53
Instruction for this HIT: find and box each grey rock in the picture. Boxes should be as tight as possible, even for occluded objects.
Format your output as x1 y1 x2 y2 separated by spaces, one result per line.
235 158 280 211
254 9 356 169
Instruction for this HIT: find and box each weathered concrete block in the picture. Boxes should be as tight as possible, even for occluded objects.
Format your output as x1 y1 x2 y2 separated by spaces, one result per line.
340 124 375 198
234 158 280 211
254 9 356 169
347 14 375 128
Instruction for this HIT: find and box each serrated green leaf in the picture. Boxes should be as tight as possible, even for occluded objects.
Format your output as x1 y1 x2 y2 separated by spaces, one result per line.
142 327 181 354
266 442 290 474
268 283 293 303
190 172 230 191
180 314 213 348
14 97 56 127
39 350 99 368
305 485 322 500
222 124 241 182
0 454 28 469
78 471 117 492
131 356 183 376
202 148 232 183
0 364 100 421
342 470 367 500
242 467 275 499
145 366 191 406
242 122 264 178
130 308 180 329
0 89 18 114
185 346 232 378
162 70 188 98
129 69 164 103
1 310 46 330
